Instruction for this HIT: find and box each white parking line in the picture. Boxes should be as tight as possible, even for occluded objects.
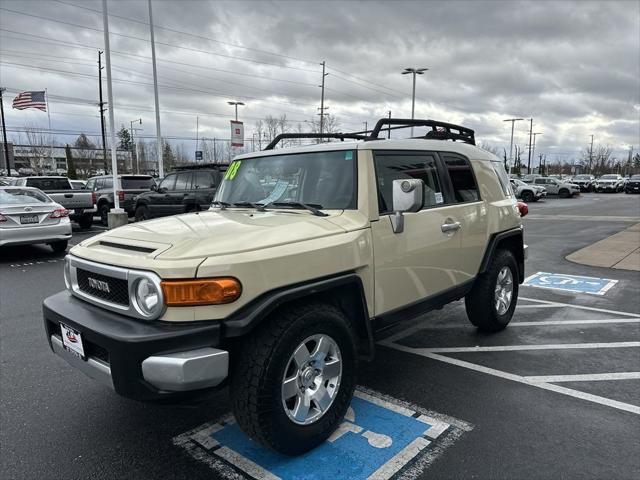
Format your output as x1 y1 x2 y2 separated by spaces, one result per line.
407 342 640 353
525 372 640 383
519 297 640 318
384 344 640 415
510 318 640 326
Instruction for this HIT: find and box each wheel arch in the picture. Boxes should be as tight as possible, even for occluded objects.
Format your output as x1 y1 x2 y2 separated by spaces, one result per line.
479 227 525 283
223 273 374 360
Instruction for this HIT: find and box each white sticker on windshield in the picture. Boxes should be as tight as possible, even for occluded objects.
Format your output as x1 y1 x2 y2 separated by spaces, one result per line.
259 180 290 204
435 192 444 204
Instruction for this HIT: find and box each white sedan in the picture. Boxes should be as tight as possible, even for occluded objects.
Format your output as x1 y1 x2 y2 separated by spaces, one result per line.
0 186 72 252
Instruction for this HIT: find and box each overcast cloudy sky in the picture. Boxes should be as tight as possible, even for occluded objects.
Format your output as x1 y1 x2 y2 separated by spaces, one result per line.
0 0 638 162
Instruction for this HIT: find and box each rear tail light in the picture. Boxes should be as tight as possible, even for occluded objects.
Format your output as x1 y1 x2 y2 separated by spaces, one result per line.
0 213 7 222
91 192 97 204
50 208 69 219
117 190 125 202
516 201 528 217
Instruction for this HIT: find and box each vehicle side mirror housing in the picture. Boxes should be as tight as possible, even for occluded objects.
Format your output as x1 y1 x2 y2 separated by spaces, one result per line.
151 184 157 191
390 179 424 234
157 187 167 194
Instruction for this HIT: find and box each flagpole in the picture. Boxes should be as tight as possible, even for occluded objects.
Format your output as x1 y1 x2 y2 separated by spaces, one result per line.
45 88 55 171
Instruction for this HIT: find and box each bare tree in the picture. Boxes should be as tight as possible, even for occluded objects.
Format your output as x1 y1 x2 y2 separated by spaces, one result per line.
309 114 341 142
23 124 53 174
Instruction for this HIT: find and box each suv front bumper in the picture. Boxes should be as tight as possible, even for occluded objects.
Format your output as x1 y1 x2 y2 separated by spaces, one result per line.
43 291 228 400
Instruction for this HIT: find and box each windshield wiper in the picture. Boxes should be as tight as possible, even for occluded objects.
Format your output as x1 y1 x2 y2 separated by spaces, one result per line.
211 200 231 209
231 201 267 211
269 202 328 217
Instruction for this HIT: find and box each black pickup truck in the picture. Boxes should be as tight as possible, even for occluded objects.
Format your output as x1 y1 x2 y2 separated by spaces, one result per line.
133 165 227 221
13 176 94 228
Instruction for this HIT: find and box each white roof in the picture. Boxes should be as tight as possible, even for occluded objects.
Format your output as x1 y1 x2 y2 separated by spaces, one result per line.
234 138 500 162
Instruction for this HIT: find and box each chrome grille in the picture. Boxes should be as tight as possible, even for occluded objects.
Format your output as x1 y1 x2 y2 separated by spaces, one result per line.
76 268 129 306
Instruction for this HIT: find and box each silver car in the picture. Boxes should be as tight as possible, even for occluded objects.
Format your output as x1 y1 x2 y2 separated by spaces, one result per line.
0 186 72 252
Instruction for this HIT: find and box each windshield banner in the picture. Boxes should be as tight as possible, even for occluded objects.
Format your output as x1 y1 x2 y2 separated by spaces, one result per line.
230 120 244 147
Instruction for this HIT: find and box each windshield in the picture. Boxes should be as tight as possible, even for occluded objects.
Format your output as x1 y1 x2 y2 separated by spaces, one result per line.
0 188 51 205
215 150 357 210
574 175 590 180
512 179 526 186
631 175 640 180
600 175 618 179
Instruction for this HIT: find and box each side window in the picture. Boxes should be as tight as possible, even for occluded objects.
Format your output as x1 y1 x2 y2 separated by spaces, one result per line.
174 172 192 190
491 162 512 197
193 171 215 188
103 177 113 189
442 155 479 202
95 178 104 190
374 151 444 214
158 174 176 191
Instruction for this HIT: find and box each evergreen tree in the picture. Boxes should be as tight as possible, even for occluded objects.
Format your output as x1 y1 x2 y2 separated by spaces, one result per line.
117 126 132 151
65 144 77 179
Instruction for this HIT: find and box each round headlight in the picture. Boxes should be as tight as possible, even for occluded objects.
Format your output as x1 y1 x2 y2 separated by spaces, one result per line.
133 277 161 317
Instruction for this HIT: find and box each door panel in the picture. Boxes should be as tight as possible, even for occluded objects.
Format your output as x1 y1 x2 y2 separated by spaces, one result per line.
372 205 462 316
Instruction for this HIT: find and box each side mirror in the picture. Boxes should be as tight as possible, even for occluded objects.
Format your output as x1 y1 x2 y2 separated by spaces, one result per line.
151 184 157 191
158 187 167 194
390 179 424 233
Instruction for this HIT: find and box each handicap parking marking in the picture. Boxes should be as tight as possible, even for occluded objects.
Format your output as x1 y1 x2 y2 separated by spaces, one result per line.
523 272 618 295
174 387 471 480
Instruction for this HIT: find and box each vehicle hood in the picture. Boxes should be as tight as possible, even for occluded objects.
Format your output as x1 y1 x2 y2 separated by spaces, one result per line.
80 209 350 261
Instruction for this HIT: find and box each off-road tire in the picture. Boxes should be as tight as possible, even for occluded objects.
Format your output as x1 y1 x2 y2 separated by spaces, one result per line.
559 188 570 198
50 240 68 253
78 213 93 229
135 205 151 222
465 249 518 332
521 190 534 203
99 203 110 226
230 302 357 455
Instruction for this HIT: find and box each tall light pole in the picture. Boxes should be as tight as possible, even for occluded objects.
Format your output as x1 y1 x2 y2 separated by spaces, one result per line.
227 101 245 121
402 67 427 136
148 0 163 178
526 118 534 174
101 0 120 211
503 118 524 173
588 134 594 173
0 87 11 176
318 61 328 136
130 118 142 174
531 132 542 172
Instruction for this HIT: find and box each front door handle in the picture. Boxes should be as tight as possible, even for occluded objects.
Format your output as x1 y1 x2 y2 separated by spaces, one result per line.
441 221 461 233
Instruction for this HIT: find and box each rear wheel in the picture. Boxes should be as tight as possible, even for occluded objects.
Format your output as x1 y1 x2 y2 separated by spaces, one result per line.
230 302 356 455
135 205 151 222
466 249 518 332
99 203 110 226
78 213 93 229
521 190 535 203
559 188 570 198
50 240 68 253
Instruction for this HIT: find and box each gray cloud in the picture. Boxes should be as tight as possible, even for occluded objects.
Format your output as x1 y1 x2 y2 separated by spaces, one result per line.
0 0 638 161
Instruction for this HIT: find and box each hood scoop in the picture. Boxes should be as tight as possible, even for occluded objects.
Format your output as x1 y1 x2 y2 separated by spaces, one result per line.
99 241 157 253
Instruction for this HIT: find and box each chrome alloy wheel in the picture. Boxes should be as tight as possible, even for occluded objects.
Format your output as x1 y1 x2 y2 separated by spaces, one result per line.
494 266 514 315
281 334 342 425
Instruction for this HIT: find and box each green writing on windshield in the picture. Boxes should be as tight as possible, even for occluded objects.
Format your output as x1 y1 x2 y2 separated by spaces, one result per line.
225 161 242 180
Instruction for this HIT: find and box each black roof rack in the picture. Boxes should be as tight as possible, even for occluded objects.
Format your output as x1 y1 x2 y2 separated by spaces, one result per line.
262 118 475 150
263 132 369 151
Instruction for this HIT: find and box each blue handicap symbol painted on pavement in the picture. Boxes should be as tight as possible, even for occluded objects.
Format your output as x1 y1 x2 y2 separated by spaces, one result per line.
523 271 618 295
176 390 454 480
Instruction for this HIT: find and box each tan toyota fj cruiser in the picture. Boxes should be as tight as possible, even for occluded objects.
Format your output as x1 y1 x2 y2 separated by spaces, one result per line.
43 118 527 455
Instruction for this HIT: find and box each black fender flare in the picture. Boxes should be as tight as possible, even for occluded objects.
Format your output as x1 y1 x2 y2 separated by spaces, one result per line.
478 227 525 283
222 272 374 360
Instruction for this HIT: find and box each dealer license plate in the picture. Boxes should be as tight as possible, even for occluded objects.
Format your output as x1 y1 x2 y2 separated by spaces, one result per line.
20 214 39 224
60 323 85 358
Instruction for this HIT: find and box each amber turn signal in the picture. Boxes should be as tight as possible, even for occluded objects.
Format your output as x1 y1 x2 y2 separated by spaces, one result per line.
161 278 242 306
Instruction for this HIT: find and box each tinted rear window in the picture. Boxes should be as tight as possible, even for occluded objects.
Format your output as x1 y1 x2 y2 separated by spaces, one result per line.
120 177 155 189
0 188 50 204
25 177 69 190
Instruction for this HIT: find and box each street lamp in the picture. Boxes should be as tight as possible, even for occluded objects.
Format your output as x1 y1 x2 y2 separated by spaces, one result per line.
227 101 245 121
531 132 542 172
402 67 428 136
130 118 142 174
503 118 524 173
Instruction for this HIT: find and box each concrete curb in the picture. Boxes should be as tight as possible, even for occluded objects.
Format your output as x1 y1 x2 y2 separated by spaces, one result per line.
566 223 640 271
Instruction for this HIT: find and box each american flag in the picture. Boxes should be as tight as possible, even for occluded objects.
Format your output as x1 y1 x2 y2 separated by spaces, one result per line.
12 91 47 111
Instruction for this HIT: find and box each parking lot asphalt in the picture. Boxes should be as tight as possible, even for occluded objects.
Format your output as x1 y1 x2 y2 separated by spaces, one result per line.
1 194 639 480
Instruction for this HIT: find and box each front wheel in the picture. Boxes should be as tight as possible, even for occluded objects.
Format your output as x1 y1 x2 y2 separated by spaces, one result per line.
465 249 518 332
230 303 356 455
559 188 570 198
521 190 535 203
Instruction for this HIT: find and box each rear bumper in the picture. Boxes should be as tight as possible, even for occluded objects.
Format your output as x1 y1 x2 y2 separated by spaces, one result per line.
0 221 71 247
43 291 227 400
